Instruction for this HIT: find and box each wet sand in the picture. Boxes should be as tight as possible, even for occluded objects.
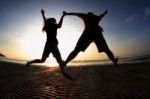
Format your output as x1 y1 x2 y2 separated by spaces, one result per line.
0 61 150 99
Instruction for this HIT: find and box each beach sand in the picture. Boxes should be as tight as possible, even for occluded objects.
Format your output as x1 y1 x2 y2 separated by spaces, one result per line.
0 61 150 99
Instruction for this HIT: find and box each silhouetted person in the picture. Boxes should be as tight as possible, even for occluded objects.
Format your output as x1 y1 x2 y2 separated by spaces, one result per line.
26 9 70 78
64 10 118 66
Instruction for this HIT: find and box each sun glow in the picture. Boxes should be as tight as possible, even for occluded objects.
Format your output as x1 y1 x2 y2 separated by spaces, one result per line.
19 19 83 66
16 16 110 66
20 24 59 66
20 24 45 58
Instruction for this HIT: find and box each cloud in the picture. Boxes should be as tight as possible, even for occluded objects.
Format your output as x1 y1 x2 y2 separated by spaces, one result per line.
125 14 138 22
145 7 150 17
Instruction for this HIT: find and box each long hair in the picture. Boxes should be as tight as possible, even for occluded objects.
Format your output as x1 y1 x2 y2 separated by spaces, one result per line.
42 18 56 32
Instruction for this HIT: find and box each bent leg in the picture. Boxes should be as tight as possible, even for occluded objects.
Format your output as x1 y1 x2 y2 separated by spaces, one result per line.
27 46 49 67
26 57 47 67
28 58 46 64
94 33 118 65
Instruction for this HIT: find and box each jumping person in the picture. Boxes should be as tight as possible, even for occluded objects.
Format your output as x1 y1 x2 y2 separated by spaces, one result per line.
63 10 118 66
26 9 70 78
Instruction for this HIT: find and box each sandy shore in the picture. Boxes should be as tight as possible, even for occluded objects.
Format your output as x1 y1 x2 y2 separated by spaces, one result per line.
0 61 150 99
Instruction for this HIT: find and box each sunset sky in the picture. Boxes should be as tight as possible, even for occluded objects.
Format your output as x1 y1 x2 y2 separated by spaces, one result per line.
0 0 150 62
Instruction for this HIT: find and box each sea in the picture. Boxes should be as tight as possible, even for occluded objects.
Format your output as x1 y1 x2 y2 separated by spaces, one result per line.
0 55 150 67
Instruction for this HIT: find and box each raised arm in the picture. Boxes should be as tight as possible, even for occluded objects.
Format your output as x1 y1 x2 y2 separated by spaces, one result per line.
57 12 65 28
99 10 108 19
41 9 46 23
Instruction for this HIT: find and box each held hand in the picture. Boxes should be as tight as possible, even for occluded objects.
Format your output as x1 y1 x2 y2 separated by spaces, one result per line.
104 10 108 14
41 9 45 14
63 11 67 16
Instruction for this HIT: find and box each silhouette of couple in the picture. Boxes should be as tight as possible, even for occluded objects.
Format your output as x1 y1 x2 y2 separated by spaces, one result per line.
27 9 118 78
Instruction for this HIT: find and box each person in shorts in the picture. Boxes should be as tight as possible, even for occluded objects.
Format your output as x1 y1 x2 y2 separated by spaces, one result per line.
63 10 118 66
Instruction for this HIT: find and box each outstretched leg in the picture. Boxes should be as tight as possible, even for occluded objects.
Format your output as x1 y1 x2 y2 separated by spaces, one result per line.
65 49 80 66
26 57 47 67
104 50 118 65
26 46 49 67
